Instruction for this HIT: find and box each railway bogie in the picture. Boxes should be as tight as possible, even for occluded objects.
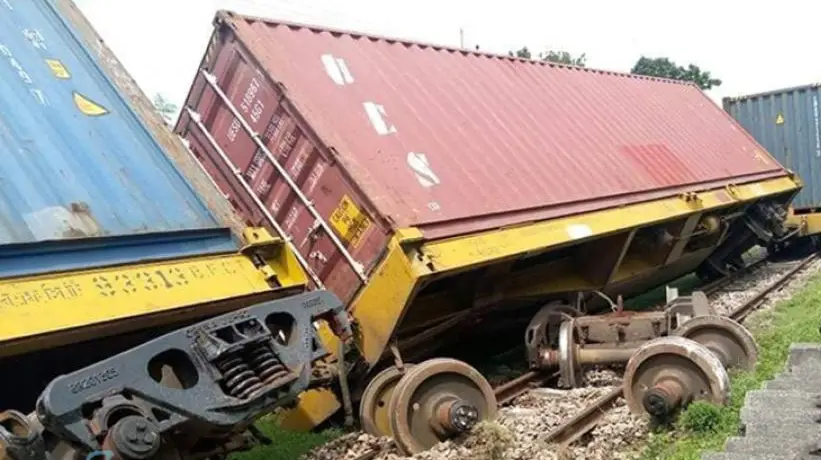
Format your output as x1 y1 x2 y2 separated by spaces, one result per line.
0 291 352 460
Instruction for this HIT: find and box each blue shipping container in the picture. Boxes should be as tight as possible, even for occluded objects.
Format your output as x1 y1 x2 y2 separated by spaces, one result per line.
0 0 237 278
724 84 821 211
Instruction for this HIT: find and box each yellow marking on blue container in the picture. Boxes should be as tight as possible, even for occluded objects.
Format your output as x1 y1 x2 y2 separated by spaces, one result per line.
73 91 108 116
45 59 70 79
0 228 308 357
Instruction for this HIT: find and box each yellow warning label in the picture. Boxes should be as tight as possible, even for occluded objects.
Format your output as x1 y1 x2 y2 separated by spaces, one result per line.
329 195 372 249
73 91 109 116
776 113 785 125
45 59 70 79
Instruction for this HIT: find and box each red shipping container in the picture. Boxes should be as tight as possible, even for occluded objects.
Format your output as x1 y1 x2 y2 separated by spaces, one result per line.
176 11 789 305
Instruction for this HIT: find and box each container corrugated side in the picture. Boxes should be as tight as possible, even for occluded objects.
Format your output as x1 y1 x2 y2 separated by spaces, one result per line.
176 11 790 305
724 84 821 211
0 0 240 278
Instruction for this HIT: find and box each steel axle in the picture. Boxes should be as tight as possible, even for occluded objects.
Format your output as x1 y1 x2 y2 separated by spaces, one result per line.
530 296 755 388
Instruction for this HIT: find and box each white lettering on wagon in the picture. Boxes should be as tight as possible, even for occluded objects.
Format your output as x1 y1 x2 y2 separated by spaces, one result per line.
0 43 49 106
407 152 440 188
566 224 593 240
363 101 397 135
321 54 354 85
813 94 820 158
22 28 47 51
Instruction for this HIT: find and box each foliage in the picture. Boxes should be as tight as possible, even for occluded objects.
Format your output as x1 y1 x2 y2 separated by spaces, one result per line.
230 417 343 460
540 50 587 67
635 270 821 459
508 46 587 67
510 46 532 59
465 421 515 460
152 93 178 125
630 57 722 90
676 401 722 433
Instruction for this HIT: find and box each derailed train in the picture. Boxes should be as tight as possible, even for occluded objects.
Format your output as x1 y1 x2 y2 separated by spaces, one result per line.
0 2 815 458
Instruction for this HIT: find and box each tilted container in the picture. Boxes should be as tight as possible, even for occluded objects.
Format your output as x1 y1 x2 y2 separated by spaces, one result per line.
724 84 821 211
0 0 308 411
176 11 800 428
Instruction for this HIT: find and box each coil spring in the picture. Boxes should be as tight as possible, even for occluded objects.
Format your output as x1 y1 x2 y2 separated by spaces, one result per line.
216 354 263 399
248 344 289 384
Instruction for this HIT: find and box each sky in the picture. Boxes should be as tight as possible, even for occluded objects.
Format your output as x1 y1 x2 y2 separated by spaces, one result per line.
74 0 821 111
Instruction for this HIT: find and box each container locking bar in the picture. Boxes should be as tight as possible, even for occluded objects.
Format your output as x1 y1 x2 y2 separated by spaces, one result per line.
186 108 324 288
199 70 368 283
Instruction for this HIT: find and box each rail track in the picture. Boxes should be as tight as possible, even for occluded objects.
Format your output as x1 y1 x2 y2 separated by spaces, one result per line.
538 252 819 450
342 252 819 460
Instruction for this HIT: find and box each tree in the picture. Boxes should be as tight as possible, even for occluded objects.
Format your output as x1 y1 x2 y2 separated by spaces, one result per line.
508 46 586 67
153 93 178 125
540 50 587 67
509 46 532 59
630 57 722 90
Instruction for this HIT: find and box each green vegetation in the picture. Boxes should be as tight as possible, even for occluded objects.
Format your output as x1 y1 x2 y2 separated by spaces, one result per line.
152 92 178 125
630 57 722 90
624 273 702 310
230 416 343 460
634 270 821 459
509 46 588 66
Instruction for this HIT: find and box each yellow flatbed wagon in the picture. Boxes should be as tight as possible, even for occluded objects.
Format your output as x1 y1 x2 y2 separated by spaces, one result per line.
173 10 802 453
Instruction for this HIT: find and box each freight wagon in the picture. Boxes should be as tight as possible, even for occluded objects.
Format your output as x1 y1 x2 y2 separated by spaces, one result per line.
174 10 801 453
724 84 821 241
0 2 351 458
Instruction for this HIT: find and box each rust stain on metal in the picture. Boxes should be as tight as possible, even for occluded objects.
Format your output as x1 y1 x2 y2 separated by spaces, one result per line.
64 201 101 238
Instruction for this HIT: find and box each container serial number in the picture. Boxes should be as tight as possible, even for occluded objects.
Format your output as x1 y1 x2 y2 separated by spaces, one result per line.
0 260 244 308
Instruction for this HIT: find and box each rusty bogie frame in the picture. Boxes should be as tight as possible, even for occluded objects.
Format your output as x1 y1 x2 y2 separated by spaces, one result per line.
521 288 761 421
528 292 723 387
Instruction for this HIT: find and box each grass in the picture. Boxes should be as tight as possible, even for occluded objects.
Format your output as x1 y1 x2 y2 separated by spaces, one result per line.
634 269 821 460
227 247 775 460
624 274 702 310
229 416 344 460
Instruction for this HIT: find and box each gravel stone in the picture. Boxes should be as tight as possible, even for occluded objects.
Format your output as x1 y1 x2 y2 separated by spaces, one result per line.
301 252 821 460
708 257 821 317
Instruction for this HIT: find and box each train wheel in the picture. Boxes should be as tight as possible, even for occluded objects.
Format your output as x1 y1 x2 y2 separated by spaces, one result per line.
672 315 758 371
623 336 730 420
557 320 582 388
524 303 578 366
359 364 414 437
387 358 497 455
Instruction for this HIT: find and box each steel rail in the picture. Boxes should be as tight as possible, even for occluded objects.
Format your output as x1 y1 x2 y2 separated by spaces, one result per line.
728 253 818 322
495 371 558 406
538 252 818 449
349 252 818 459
